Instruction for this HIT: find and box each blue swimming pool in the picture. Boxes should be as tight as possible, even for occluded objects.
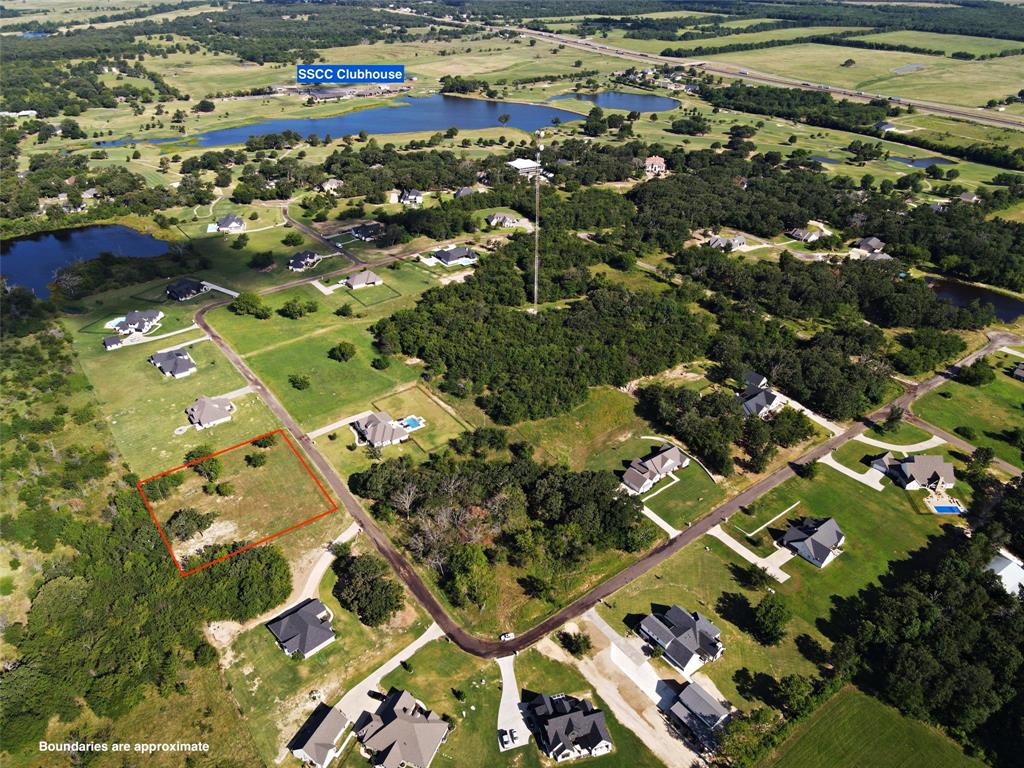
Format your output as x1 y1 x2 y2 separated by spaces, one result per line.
401 416 425 430
933 505 964 515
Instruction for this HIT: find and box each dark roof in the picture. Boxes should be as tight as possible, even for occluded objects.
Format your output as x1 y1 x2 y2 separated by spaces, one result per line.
293 706 348 768
267 599 335 657
741 387 783 417
436 245 478 264
455 186 475 197
166 277 207 300
103 335 122 349
356 689 448 768
217 213 243 227
288 250 321 269
639 605 722 671
782 517 844 565
526 693 612 759
148 349 197 377
670 683 730 735
352 222 383 239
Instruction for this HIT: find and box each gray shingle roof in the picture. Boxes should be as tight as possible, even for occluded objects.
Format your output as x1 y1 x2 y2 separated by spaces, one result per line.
185 395 233 426
293 706 348 768
149 349 197 377
782 517 844 566
670 683 730 734
354 411 408 447
622 445 688 493
347 269 382 288
435 246 478 265
526 693 612 760
356 689 448 768
639 605 722 671
267 599 335 657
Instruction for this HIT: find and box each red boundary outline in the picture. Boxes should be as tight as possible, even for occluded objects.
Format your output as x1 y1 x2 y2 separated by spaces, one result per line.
136 428 337 577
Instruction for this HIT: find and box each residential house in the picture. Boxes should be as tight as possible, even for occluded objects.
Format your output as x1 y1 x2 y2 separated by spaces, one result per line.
185 396 234 429
668 683 731 743
782 517 845 568
707 234 745 251
399 189 425 207
874 121 898 132
929 202 948 213
434 245 479 267
166 277 209 302
525 693 613 762
871 452 956 490
506 157 542 179
787 228 819 243
114 309 163 335
862 251 894 261
350 222 384 241
320 178 345 194
291 706 348 768
353 411 409 448
102 335 123 351
1012 361 1024 382
216 213 246 233
959 191 981 204
345 269 383 289
738 370 785 419
855 236 885 253
486 212 527 229
148 349 198 379
267 598 336 658
638 604 724 676
455 186 476 198
288 250 324 272
355 688 449 768
644 155 666 175
987 548 1024 595
622 444 690 495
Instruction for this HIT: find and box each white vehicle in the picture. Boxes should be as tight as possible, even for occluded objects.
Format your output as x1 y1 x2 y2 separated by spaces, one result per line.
500 632 515 641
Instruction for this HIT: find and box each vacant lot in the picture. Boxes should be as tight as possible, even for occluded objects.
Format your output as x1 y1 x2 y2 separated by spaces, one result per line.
223 541 430 765
761 686 985 768
857 30 1024 57
141 430 337 570
914 351 1024 468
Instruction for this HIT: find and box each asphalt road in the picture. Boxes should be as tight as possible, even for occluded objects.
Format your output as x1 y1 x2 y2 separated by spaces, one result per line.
196 241 1021 659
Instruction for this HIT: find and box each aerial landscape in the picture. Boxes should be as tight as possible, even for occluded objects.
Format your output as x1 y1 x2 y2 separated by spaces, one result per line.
1 1 1024 767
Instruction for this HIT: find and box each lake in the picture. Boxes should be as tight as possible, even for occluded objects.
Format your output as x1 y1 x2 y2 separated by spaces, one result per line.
100 94 584 148
927 277 1024 322
548 90 680 112
0 225 168 297
892 156 956 168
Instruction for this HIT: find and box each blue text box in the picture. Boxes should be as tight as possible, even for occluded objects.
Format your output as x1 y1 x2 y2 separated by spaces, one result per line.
296 65 405 84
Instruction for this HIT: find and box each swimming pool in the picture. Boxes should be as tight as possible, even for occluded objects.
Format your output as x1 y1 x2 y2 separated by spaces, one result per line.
401 416 425 431
932 505 964 515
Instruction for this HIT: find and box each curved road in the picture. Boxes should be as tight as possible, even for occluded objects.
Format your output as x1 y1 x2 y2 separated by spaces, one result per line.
197 254 1019 657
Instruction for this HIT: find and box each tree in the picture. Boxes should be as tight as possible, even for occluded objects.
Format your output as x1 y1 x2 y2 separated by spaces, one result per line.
328 341 356 362
289 374 311 390
248 251 275 270
717 708 782 767
192 99 216 113
753 591 790 645
282 231 303 247
882 405 904 434
184 446 221 482
775 674 815 717
245 453 267 468
966 446 995 479
215 482 234 496
332 552 404 626
230 292 271 319
335 302 354 317
232 233 249 250
958 357 995 386
557 631 593 658
165 508 216 541
498 113 510 126
252 434 278 448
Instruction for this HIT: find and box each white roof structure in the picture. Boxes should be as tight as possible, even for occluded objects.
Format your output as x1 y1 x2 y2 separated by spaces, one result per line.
988 548 1024 595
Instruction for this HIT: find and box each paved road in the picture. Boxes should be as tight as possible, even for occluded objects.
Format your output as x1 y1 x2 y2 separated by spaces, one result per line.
196 250 1020 658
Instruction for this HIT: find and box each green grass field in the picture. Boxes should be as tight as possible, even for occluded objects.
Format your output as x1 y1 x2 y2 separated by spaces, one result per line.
602 464 953 710
760 686 985 768
914 352 1024 468
601 26 865 55
223 542 430 765
857 30 1024 57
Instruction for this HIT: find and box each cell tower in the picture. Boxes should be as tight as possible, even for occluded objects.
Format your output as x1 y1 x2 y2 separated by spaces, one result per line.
533 137 543 314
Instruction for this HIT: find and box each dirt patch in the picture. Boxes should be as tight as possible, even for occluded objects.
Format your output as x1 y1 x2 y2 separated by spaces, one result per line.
439 269 473 285
177 519 240 559
621 363 704 395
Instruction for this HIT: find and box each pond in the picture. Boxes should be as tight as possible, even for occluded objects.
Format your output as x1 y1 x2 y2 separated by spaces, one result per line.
100 94 584 148
927 277 1024 322
548 90 680 112
0 225 168 297
811 155 841 165
891 156 956 168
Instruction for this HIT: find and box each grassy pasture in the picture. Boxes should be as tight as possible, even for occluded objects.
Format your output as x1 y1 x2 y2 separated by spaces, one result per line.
913 351 1024 468
600 26 865 55
760 685 985 768
857 30 1024 57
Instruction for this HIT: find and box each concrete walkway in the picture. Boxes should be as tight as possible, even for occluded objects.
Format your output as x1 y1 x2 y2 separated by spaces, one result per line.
155 334 210 354
852 432 946 452
495 656 531 752
335 622 445 722
309 410 373 440
706 524 793 582
817 451 886 491
1000 346 1024 359
213 385 255 401
201 281 239 298
641 505 681 539
122 323 200 346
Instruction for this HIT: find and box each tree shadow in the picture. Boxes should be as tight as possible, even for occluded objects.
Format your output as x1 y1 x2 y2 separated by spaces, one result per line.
716 592 755 634
795 633 828 666
734 667 780 708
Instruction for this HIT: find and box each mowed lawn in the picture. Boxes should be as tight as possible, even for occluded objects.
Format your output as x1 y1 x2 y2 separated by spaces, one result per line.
601 465 952 710
224 547 430 765
141 432 338 568
760 686 986 768
374 384 472 453
857 30 1024 57
207 263 439 429
914 352 1024 469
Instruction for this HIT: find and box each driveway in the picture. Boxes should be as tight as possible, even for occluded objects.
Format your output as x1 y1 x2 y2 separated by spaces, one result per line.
706 524 793 582
495 656 531 752
817 451 887 491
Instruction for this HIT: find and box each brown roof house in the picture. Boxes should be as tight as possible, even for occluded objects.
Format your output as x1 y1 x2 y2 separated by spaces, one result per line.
185 396 234 430
355 688 449 768
344 269 384 290
622 444 690 495
871 452 956 491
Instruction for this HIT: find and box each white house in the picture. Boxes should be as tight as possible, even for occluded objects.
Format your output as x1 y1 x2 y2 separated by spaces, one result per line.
216 213 246 233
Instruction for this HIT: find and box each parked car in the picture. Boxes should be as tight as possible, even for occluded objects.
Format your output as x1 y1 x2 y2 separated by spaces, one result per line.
500 632 515 641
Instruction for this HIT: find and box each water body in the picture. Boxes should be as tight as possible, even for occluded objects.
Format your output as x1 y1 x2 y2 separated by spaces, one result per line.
548 90 680 112
0 225 168 297
891 156 956 168
927 277 1024 322
99 94 584 148
18 31 52 38
810 155 841 165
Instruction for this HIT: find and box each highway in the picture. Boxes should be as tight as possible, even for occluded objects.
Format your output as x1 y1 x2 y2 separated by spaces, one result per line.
193 250 1020 658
